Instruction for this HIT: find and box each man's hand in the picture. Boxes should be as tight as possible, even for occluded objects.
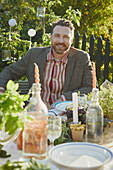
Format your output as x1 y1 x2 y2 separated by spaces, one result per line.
0 87 5 94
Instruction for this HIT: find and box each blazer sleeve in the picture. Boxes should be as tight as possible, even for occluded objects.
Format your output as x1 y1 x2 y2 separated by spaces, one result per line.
0 49 32 89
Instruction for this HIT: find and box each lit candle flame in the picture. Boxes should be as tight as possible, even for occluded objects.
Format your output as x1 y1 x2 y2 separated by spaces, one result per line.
34 63 40 84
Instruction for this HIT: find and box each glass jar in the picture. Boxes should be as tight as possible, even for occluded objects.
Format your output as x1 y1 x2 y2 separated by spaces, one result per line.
86 88 103 143
23 83 48 159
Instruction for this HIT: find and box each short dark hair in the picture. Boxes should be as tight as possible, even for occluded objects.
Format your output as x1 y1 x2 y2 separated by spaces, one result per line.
51 19 75 38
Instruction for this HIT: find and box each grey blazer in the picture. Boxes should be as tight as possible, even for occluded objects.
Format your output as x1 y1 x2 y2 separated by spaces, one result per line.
0 46 93 100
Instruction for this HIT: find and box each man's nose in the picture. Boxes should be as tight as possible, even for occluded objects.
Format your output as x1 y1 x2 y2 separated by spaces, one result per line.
59 36 64 42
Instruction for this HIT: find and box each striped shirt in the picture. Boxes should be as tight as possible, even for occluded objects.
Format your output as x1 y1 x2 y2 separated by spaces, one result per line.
42 49 68 108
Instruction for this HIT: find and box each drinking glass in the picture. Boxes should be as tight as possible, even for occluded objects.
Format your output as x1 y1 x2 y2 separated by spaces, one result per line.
47 116 62 149
78 94 87 109
78 94 87 124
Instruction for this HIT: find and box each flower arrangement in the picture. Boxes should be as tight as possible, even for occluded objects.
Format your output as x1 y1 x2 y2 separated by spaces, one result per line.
70 122 85 131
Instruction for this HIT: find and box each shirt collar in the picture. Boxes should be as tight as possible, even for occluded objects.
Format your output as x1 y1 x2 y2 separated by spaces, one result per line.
47 48 68 64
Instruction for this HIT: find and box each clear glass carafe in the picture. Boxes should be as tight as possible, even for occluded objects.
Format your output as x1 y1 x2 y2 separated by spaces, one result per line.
23 83 48 159
86 88 103 143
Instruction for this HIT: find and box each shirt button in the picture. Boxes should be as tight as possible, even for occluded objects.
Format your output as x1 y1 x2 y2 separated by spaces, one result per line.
53 78 56 81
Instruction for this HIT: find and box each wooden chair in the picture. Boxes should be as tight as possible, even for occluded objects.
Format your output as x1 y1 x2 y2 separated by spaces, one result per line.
14 80 29 95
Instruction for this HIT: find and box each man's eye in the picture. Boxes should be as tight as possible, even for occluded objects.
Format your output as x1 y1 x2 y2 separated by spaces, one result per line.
64 36 69 39
55 34 59 37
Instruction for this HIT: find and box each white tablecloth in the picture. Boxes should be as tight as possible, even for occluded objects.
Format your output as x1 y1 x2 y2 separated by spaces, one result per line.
1 140 113 170
0 142 59 170
1 109 113 170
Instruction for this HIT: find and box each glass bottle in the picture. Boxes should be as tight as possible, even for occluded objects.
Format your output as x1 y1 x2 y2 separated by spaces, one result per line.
23 83 48 159
86 88 103 143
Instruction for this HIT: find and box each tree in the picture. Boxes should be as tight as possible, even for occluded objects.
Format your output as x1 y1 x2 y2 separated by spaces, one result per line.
52 0 113 39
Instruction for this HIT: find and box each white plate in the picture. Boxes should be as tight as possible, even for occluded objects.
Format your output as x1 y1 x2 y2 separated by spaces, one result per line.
54 101 72 112
49 142 113 170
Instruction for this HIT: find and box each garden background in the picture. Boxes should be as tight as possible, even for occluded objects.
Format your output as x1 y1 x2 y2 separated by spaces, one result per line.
0 0 113 86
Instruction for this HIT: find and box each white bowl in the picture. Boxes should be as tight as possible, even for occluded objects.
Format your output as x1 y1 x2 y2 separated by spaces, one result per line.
48 142 113 170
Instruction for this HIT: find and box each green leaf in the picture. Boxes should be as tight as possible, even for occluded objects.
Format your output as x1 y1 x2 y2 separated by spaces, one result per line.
0 115 3 125
0 144 3 150
76 19 80 27
5 114 19 135
20 94 29 101
0 149 11 158
0 158 50 169
6 80 15 90
6 80 19 91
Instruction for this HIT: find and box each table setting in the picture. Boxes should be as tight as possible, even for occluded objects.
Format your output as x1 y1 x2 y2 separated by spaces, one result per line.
1 113 113 170
1 101 113 170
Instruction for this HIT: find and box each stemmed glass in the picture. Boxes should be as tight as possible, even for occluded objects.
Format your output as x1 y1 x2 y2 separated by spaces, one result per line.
78 94 87 109
47 115 62 149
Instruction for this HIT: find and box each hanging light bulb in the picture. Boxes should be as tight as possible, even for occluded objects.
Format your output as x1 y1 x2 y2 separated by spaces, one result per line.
8 19 16 41
28 29 36 49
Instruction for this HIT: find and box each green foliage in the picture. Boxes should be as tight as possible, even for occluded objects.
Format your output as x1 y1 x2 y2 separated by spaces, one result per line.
0 158 50 170
42 33 51 46
0 144 11 158
0 30 29 63
0 0 113 85
87 86 113 119
64 6 81 26
0 80 29 135
54 121 74 145
99 86 113 119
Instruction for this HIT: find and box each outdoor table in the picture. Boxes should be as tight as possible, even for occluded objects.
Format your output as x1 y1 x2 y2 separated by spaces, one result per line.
1 109 113 170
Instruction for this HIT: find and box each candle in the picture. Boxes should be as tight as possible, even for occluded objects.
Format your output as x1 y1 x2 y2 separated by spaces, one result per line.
92 62 96 88
72 92 78 123
34 63 40 84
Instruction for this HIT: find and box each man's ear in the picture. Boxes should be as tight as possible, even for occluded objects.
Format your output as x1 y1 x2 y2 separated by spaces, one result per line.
71 38 73 44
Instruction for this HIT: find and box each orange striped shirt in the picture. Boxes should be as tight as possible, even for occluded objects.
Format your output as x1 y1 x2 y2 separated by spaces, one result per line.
42 49 68 108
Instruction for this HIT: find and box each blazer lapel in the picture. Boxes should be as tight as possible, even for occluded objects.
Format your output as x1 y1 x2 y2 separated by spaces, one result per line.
37 48 50 85
63 48 77 92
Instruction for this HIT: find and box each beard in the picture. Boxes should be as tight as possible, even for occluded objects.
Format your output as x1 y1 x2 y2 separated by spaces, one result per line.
51 43 69 54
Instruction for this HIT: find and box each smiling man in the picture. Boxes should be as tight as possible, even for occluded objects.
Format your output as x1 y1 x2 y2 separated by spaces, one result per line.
50 22 73 57
0 19 93 109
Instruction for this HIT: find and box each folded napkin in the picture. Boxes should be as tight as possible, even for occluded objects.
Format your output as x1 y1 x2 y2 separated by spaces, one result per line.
48 109 62 116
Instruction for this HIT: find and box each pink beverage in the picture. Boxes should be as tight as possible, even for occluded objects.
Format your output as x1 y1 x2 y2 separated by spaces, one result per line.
23 116 47 157
23 83 48 159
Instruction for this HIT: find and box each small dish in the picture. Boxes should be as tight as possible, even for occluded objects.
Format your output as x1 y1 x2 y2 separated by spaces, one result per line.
54 101 72 112
48 142 113 170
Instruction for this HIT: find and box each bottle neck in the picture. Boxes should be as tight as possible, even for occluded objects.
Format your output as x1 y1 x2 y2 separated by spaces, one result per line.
30 83 42 102
32 83 41 96
26 83 48 115
91 88 99 104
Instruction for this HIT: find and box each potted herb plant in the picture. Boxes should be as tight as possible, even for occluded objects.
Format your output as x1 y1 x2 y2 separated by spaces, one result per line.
87 86 113 120
0 80 29 156
70 122 85 142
